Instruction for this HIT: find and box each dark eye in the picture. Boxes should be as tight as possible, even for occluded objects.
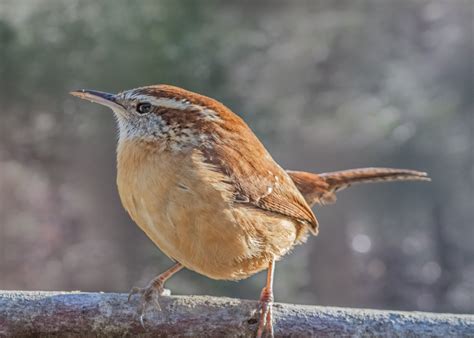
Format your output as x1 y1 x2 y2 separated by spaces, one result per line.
136 102 152 114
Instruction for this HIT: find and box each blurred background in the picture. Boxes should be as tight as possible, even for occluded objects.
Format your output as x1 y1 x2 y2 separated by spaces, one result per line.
0 0 472 314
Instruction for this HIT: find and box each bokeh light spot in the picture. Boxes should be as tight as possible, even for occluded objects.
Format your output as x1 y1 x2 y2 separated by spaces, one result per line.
352 234 372 253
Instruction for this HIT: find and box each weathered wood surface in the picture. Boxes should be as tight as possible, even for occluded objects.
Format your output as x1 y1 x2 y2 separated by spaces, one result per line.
0 290 473 337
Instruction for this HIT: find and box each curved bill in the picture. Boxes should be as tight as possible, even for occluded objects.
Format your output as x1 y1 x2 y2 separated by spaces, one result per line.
70 89 124 111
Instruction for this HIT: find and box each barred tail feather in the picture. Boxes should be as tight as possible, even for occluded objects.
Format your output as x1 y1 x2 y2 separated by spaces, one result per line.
288 167 430 207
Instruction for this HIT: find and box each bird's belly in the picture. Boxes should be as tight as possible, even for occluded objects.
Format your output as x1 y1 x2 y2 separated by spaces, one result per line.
120 180 302 280
132 196 303 280
116 144 305 280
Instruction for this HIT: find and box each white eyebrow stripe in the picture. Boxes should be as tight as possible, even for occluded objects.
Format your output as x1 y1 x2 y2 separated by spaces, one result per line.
135 95 194 111
132 94 222 122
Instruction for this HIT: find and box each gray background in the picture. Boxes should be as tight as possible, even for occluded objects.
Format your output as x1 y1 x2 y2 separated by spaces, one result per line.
0 0 472 314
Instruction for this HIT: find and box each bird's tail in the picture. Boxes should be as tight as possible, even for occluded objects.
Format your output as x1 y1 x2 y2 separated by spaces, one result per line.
287 167 430 206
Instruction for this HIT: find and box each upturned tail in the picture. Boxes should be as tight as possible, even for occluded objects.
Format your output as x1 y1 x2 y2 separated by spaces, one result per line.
287 167 430 206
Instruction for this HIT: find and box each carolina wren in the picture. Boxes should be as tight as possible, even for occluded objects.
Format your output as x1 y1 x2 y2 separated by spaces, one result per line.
71 85 429 337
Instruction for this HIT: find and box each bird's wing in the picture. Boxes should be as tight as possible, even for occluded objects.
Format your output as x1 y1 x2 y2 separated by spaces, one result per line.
197 135 318 235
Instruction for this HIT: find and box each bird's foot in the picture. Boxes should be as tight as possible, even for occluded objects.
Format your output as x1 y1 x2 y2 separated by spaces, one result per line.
127 278 169 327
256 287 274 338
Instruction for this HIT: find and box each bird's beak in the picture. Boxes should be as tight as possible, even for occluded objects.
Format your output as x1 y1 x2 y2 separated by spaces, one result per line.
70 89 124 112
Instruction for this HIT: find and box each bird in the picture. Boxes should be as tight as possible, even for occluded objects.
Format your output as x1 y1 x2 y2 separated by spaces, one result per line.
70 85 430 337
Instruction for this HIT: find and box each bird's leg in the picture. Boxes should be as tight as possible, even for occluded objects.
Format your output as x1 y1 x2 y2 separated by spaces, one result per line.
128 262 183 326
256 259 275 338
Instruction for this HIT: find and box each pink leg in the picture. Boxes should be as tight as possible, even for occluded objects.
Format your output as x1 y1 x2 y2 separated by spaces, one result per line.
256 259 275 338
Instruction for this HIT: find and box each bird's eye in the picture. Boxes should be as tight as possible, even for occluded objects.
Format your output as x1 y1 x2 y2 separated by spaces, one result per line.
136 102 152 114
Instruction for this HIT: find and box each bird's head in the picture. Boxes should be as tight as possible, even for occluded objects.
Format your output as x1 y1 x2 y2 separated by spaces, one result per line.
70 85 229 151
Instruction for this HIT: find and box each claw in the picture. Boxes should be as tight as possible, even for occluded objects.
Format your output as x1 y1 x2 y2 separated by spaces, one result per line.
127 263 183 327
127 281 165 327
265 304 273 336
256 300 273 338
256 286 274 338
128 286 140 302
153 295 162 311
